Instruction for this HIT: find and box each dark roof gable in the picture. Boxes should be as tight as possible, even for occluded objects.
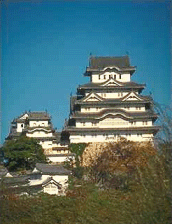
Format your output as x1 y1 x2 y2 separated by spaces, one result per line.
89 56 130 69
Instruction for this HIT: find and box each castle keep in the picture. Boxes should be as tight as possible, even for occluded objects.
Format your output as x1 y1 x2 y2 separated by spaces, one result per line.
64 56 159 143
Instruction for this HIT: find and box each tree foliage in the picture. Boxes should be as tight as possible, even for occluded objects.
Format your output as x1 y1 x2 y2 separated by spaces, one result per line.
83 138 156 171
82 138 157 188
2 136 47 171
68 143 87 178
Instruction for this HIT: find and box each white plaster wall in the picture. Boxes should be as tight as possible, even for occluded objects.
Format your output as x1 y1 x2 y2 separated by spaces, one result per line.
99 118 129 128
27 131 53 137
29 121 49 127
76 121 98 128
81 107 103 113
121 73 131 82
43 183 59 195
123 106 145 112
30 174 68 187
81 106 145 113
40 141 53 149
96 92 128 99
91 72 131 83
70 133 154 143
76 118 152 129
48 155 74 163
17 123 25 132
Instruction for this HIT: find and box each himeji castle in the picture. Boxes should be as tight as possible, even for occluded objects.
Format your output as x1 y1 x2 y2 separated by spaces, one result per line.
64 56 159 143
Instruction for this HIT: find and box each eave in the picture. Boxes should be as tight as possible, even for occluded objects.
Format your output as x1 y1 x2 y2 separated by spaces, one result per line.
84 66 136 76
71 109 158 121
65 126 161 135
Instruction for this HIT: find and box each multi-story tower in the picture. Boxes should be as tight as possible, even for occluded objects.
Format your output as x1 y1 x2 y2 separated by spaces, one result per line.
7 111 58 149
6 111 72 163
64 56 159 143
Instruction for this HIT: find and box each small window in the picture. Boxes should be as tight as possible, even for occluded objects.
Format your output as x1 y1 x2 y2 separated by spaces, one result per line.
21 124 23 128
143 121 148 125
114 75 116 79
119 74 121 79
104 75 106 79
99 75 101 80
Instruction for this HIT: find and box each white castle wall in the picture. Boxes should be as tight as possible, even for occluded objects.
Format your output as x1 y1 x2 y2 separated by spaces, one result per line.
76 118 152 128
26 131 53 138
97 92 128 99
30 174 68 188
91 72 131 83
81 106 145 113
29 120 49 127
48 155 74 163
70 133 154 143
41 140 53 149
17 123 25 132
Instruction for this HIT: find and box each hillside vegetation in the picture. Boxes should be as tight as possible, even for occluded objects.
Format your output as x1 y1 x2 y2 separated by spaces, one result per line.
1 138 171 224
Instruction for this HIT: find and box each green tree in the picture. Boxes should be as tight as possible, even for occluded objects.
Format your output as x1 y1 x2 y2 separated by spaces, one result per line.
68 143 87 178
2 136 47 171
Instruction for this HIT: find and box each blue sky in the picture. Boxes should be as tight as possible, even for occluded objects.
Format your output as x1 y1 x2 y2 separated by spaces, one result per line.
1 1 171 144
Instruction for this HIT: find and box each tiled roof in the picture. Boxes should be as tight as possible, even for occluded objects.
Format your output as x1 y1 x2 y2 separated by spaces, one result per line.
89 56 131 69
2 176 29 185
71 109 158 120
28 112 51 120
78 81 145 89
65 126 160 134
76 95 152 105
35 163 71 175
14 111 51 122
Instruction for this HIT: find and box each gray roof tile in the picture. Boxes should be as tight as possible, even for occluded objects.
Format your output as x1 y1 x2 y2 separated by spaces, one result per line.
89 56 131 69
35 163 71 175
